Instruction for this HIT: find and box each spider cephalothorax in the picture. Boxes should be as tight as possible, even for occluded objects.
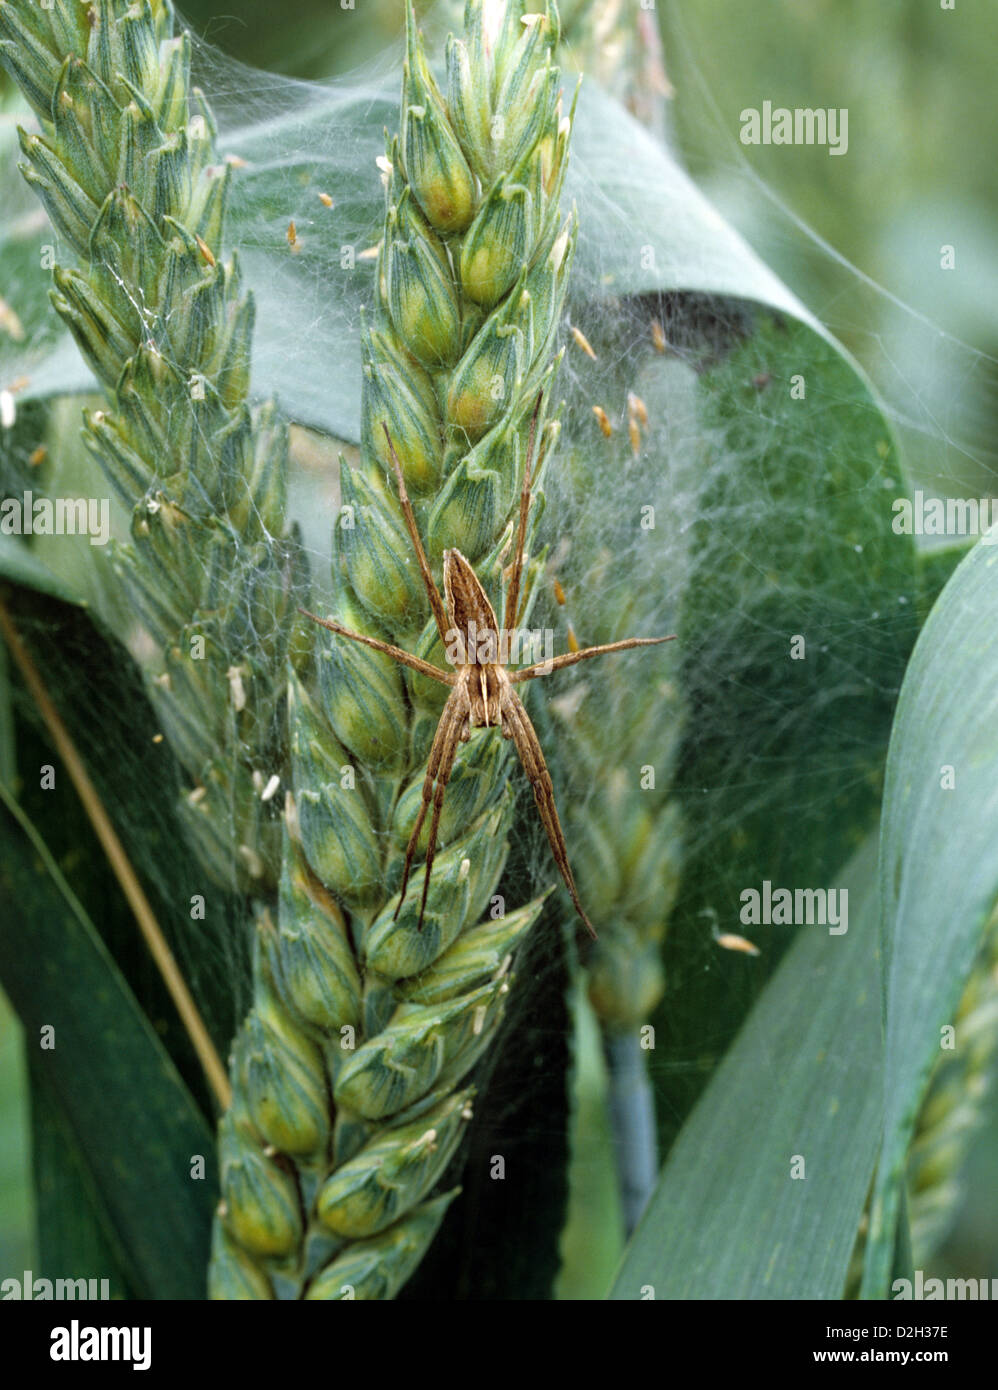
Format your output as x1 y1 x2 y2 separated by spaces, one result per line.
302 403 674 937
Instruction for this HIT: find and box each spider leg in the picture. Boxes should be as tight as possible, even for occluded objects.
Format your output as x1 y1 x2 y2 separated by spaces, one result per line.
500 684 597 939
396 681 471 929
511 634 675 683
381 425 451 646
300 609 455 685
502 392 544 637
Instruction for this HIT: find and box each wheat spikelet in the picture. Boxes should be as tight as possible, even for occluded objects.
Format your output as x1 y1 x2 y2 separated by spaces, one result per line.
210 0 579 1299
905 913 998 1264
0 0 303 890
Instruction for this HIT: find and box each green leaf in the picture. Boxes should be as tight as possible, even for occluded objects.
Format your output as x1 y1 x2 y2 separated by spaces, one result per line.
4 588 251 1069
915 536 974 627
647 315 915 1144
862 539 998 1295
0 990 32 1274
219 81 826 438
570 87 807 316
0 535 85 605
221 88 389 436
530 90 916 1155
28 1059 136 1299
610 835 881 1299
0 626 14 786
0 583 244 1298
0 781 216 1299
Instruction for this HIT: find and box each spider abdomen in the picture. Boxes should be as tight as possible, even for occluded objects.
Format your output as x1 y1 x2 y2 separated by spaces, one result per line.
462 664 505 728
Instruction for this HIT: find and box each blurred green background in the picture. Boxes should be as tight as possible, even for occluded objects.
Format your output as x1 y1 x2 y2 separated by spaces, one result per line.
3 0 996 1291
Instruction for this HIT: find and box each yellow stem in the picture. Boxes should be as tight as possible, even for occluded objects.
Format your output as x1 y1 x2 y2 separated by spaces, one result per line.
0 598 232 1111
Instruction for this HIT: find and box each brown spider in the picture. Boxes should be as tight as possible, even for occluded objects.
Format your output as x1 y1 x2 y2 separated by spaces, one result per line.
301 402 674 938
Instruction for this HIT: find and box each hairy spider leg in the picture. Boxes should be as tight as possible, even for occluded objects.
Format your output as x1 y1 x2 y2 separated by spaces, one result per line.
500 682 597 939
395 681 472 929
381 424 450 645
503 391 544 636
299 610 454 684
512 635 675 683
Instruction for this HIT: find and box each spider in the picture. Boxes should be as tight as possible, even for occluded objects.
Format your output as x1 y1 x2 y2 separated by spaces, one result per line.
301 400 674 938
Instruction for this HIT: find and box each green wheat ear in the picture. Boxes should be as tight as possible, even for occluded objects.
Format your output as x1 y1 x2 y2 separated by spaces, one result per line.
556 0 671 135
541 505 684 1234
1 0 578 1300
209 0 579 1299
905 914 998 1265
844 914 998 1295
0 0 304 891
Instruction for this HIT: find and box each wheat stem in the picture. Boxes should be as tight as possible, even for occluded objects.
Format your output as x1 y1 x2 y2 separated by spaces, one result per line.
602 1027 657 1235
